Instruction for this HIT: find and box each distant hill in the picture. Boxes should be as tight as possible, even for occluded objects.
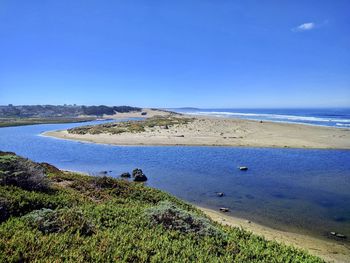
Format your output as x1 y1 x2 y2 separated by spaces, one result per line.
0 105 141 118
169 107 200 110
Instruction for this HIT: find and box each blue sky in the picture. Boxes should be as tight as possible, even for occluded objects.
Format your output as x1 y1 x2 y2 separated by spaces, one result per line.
0 0 349 108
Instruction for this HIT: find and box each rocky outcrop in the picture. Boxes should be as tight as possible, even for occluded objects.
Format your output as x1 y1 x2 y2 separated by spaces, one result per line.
330 232 347 239
132 168 148 182
120 172 131 178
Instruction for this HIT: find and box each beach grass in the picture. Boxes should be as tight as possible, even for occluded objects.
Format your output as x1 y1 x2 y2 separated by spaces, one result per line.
0 117 96 128
67 116 194 135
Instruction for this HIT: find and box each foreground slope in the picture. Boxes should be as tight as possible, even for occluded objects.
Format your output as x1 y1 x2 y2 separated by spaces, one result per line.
0 152 322 262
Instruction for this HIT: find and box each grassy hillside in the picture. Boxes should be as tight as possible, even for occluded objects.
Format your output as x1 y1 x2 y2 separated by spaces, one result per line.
0 117 96 128
0 105 142 127
0 105 141 118
0 152 323 262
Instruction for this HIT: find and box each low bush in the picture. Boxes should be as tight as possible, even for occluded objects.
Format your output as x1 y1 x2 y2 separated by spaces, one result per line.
0 153 51 192
146 201 224 238
0 185 75 222
0 197 10 222
23 208 95 236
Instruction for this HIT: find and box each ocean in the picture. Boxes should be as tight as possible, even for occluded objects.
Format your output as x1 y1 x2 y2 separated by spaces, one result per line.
171 108 350 128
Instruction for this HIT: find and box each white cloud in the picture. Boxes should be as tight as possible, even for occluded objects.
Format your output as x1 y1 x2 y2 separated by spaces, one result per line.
292 22 315 32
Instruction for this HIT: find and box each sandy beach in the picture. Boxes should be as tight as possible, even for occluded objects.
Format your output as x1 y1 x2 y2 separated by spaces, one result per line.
44 110 350 150
199 206 350 263
103 108 178 119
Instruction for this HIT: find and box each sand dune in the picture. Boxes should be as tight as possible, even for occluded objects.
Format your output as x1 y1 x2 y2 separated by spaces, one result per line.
44 113 350 149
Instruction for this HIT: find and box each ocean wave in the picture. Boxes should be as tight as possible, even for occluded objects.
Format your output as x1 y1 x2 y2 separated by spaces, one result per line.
185 111 350 123
336 123 350 127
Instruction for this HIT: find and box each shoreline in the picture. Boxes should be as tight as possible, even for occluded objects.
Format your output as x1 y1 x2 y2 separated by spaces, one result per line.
41 131 350 151
191 116 350 129
198 206 350 263
43 114 350 150
58 168 350 263
59 166 350 262
0 116 96 128
183 111 350 129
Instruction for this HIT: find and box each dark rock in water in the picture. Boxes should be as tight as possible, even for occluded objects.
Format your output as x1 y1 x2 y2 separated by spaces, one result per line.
216 192 224 197
330 232 347 239
336 233 346 239
239 166 248 171
120 172 131 178
132 168 142 177
132 168 147 182
219 207 229 212
134 174 148 182
100 171 108 174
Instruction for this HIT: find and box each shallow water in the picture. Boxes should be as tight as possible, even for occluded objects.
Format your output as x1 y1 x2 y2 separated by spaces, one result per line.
0 120 349 241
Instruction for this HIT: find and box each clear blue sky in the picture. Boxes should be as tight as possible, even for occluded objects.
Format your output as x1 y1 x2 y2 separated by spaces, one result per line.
0 0 349 108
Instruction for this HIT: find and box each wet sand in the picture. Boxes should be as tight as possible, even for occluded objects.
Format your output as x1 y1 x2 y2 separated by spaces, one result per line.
199 206 350 263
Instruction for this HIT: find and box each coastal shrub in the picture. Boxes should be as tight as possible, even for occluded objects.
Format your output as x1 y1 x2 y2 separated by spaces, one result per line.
0 153 324 262
0 197 10 222
0 153 51 192
0 185 75 222
67 116 194 135
146 201 224 238
40 162 62 175
23 208 95 235
92 175 119 189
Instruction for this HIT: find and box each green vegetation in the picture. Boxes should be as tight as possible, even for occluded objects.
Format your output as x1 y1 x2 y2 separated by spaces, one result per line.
0 104 143 127
82 105 141 115
146 201 224 238
0 117 96 128
0 152 323 262
0 151 50 192
68 116 194 135
23 208 96 235
0 105 141 118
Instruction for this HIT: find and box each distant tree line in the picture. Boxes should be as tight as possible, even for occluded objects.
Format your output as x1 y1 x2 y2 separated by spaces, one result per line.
81 106 141 116
0 105 141 118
